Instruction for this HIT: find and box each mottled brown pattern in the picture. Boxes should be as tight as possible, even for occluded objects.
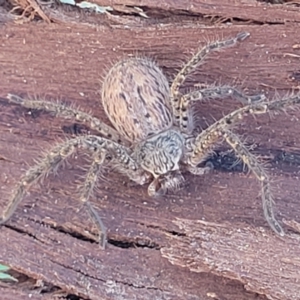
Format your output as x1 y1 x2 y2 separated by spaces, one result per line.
102 58 172 142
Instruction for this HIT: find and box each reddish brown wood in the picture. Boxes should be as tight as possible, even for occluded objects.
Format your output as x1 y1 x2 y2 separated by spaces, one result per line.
1 1 300 299
97 0 300 23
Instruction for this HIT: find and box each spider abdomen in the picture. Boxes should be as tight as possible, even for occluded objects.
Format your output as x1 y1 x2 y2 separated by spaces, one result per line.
101 58 173 143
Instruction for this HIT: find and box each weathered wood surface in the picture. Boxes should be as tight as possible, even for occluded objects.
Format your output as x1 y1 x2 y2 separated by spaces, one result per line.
1 1 300 299
97 0 300 23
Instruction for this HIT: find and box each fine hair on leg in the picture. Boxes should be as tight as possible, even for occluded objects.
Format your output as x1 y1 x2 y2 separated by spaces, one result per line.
179 85 265 132
188 94 300 235
170 32 250 124
0 138 82 224
7 93 127 145
222 129 284 235
0 135 149 246
78 151 107 248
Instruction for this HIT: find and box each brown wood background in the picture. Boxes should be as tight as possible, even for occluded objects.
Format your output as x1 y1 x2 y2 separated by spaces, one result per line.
1 1 300 299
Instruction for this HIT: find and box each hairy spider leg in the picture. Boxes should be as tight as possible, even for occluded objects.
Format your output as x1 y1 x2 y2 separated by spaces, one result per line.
179 85 265 133
0 135 149 247
170 32 250 126
7 94 128 145
188 94 300 235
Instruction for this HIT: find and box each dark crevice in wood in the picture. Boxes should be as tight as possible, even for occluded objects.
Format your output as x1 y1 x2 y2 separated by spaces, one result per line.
258 0 300 5
17 216 162 250
136 223 187 238
4 224 46 244
273 150 300 165
130 8 285 25
65 295 83 300
61 123 90 135
4 1 295 26
108 238 153 249
65 295 84 300
52 225 98 243
163 229 186 237
108 236 161 250
207 148 300 173
29 218 101 244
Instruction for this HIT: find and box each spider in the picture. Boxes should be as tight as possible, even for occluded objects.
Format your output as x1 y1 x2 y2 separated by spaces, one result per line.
1 32 297 248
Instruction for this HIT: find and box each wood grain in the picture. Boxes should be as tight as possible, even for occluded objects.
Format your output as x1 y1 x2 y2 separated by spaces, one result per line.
1 1 300 299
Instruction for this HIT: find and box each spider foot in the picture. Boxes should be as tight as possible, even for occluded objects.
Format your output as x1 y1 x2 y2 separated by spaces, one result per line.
84 201 107 249
236 31 250 42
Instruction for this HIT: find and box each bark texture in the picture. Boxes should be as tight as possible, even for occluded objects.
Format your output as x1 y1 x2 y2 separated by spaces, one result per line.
1 1 300 299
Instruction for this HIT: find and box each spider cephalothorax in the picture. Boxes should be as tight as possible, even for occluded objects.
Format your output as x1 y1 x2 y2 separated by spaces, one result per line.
2 32 297 248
